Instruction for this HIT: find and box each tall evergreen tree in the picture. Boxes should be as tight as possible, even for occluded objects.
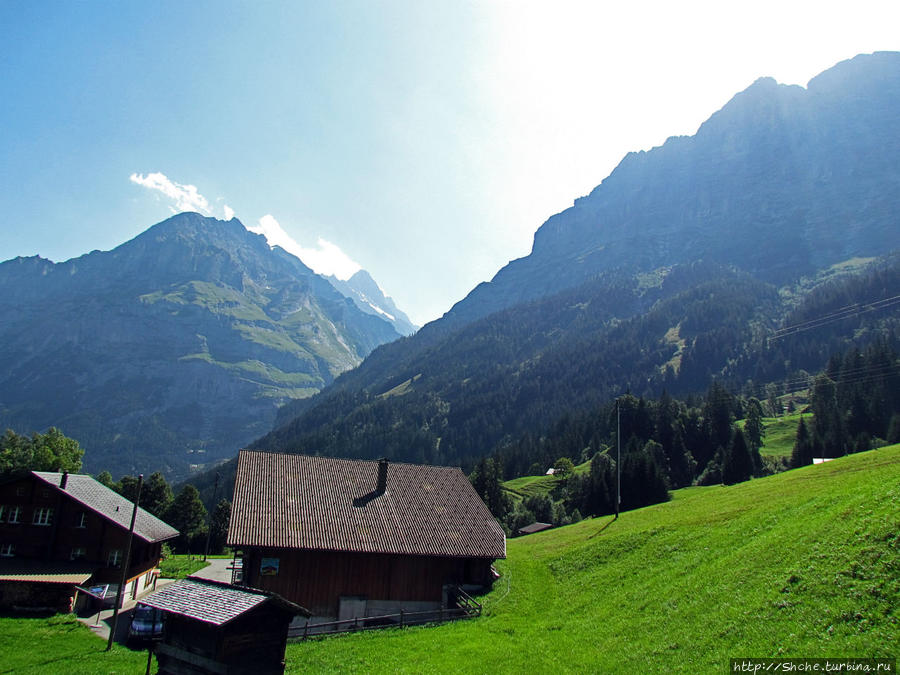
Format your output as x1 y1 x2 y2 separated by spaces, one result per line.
810 375 845 458
209 499 232 555
142 472 174 518
790 417 813 468
722 428 753 485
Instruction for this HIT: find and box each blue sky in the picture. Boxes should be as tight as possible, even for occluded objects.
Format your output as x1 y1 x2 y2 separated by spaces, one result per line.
1 1 898 326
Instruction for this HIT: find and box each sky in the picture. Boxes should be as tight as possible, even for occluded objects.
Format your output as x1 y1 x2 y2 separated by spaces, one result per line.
1 1 898 326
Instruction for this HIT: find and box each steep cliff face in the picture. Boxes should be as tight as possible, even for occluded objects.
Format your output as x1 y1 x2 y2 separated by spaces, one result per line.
327 269 418 336
0 212 401 477
444 52 900 327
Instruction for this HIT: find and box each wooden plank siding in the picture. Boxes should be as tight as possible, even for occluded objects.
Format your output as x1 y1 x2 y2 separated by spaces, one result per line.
242 547 490 617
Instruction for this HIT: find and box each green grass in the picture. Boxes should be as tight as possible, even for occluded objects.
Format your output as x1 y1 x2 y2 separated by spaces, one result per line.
2 449 895 673
287 445 900 673
0 614 144 674
503 459 591 501
757 413 805 458
736 413 806 458
157 554 210 579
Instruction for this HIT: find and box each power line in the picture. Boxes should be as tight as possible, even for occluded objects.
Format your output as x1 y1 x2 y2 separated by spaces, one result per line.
770 295 900 340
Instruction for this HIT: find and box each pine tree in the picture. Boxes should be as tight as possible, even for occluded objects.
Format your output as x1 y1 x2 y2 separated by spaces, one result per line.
790 417 813 468
722 428 753 485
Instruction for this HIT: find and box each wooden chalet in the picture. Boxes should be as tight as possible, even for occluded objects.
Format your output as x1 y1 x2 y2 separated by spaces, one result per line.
141 577 308 675
227 450 506 623
0 470 178 611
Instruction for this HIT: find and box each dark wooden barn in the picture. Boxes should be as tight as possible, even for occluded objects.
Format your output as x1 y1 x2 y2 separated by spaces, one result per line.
0 471 178 611
227 450 506 624
140 577 308 675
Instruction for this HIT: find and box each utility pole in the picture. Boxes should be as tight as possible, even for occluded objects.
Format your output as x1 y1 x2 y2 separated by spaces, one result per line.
107 474 142 651
203 473 220 562
616 398 621 519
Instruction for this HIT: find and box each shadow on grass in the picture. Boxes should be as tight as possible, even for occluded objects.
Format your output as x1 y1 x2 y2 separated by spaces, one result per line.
587 515 618 540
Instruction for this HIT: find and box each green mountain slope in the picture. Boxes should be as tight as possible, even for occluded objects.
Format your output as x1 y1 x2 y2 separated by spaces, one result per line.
0 213 401 478
252 257 898 475
288 445 900 673
252 52 900 478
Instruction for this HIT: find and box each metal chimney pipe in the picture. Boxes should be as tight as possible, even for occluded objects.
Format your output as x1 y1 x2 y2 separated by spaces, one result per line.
377 458 388 492
60 472 68 490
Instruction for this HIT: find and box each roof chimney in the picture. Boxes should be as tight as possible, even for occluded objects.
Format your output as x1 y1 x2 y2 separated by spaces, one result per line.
60 472 68 490
377 458 388 493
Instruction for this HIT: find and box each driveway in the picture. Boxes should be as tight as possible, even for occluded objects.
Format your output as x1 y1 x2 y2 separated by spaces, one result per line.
188 557 235 583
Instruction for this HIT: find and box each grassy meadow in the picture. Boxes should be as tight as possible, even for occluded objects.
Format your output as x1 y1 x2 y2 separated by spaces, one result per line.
288 444 899 673
0 446 896 673
0 613 144 674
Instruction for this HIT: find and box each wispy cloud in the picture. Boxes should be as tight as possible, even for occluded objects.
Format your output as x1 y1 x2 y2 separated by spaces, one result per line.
249 214 361 280
223 204 235 220
130 172 213 215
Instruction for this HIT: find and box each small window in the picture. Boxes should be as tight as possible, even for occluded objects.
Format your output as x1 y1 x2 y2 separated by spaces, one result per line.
108 549 123 568
0 505 5 522
7 506 21 524
0 543 13 557
15 487 26 497
70 547 87 561
76 512 88 528
33 507 53 526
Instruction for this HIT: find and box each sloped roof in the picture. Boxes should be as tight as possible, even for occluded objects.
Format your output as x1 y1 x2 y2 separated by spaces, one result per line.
31 472 178 544
0 559 94 584
518 522 553 535
140 577 309 625
228 450 506 560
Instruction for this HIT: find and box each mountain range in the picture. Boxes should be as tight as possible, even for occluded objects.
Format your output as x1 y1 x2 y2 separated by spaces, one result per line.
0 213 407 477
444 51 900 327
242 52 900 477
326 270 417 336
3 52 899 485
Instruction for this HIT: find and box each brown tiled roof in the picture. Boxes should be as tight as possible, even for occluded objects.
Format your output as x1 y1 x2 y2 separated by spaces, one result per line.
31 472 179 543
140 577 309 625
0 559 94 584
227 450 506 560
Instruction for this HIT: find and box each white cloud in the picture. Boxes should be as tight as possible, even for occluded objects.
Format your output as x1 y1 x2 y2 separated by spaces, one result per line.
129 172 212 215
248 214 361 280
223 204 235 220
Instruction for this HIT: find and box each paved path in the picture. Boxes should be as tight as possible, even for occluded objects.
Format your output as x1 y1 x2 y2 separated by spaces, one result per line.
188 557 234 583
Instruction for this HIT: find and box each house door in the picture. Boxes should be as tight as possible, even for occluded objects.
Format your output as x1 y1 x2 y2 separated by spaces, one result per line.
338 595 367 620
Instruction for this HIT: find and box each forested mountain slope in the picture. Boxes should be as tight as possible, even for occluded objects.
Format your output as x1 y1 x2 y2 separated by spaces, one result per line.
251 53 900 476
253 257 898 475
0 213 401 477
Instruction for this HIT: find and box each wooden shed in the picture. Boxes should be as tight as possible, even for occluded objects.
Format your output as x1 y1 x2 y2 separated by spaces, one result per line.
227 450 506 624
140 577 308 675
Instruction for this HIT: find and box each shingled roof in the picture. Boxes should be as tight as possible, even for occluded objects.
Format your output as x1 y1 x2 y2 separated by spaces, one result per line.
31 471 178 544
140 577 308 625
228 451 506 560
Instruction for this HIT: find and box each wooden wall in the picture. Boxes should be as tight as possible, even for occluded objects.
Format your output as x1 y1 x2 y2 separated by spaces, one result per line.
243 547 492 617
0 475 163 587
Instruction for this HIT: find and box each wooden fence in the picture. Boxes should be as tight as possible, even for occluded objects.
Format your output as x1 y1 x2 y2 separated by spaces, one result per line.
288 587 482 641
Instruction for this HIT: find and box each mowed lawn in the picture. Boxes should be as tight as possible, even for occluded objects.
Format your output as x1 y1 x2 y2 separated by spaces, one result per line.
288 445 899 673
